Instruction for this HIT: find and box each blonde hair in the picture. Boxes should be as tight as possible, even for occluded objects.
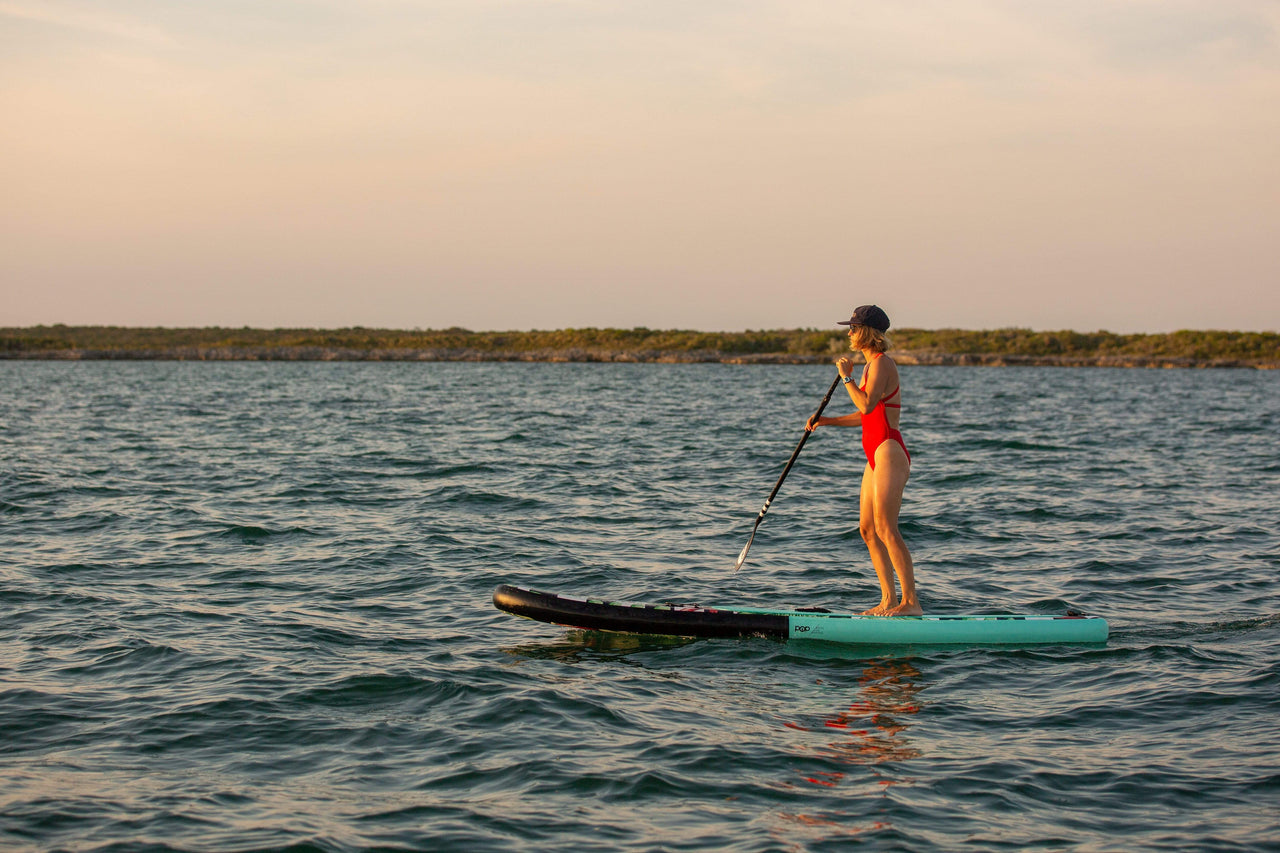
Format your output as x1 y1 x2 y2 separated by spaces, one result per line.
848 325 888 354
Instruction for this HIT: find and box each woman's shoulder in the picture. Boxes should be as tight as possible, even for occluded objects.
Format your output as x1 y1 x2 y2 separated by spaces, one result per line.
872 351 899 370
872 352 901 382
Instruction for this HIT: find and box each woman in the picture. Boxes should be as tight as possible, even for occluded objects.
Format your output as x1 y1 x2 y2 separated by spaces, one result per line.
806 305 920 616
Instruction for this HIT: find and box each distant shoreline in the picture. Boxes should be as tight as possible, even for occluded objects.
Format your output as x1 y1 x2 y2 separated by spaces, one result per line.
3 326 1277 368
4 347 1276 369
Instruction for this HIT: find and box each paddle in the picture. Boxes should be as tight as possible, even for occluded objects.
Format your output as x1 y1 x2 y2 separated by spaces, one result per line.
733 374 843 572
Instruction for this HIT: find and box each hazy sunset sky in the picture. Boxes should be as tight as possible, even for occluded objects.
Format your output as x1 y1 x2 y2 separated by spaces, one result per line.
3 1 1278 332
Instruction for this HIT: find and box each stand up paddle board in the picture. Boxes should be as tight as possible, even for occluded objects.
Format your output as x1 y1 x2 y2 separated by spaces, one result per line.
493 584 1108 646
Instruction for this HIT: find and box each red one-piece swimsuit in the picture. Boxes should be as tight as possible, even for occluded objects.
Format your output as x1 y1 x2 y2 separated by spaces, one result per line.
859 354 910 470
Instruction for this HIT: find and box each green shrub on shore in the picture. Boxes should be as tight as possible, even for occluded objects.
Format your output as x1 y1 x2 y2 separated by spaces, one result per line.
2 324 1277 363
890 328 1280 360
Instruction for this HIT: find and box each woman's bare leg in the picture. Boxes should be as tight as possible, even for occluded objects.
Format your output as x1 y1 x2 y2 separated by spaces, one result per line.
859 462 899 615
872 442 919 616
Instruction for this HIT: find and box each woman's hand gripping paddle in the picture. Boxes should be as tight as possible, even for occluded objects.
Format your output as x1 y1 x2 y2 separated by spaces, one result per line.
733 374 843 572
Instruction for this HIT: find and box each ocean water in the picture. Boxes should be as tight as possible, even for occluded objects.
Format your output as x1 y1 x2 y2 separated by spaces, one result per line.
1 360 1278 852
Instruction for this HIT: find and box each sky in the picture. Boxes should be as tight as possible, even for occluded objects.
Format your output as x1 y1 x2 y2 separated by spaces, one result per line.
2 1 1278 333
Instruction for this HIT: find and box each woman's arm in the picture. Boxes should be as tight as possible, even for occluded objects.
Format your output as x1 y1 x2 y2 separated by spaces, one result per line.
839 355 895 414
809 412 863 430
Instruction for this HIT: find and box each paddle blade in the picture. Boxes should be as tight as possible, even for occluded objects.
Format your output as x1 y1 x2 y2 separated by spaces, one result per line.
732 530 757 572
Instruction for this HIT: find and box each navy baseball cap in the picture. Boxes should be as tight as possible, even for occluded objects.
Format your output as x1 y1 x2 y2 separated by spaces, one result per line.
838 305 890 332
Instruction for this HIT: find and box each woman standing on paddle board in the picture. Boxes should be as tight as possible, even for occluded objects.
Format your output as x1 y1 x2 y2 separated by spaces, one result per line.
806 305 920 616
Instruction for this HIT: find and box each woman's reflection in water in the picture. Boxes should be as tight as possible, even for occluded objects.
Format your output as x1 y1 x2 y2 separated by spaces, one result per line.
775 659 924 842
806 659 923 768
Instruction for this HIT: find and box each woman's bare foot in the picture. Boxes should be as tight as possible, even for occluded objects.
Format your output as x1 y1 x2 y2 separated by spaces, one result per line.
860 601 897 616
884 601 923 617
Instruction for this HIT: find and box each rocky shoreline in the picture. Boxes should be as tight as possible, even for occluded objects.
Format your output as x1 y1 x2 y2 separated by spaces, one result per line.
3 346 1275 369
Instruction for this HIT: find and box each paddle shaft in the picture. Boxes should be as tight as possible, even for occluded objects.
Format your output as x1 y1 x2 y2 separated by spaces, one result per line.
733 374 843 571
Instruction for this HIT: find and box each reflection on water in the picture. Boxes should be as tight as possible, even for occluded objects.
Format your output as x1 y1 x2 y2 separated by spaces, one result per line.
503 636 925 846
811 660 923 767
502 629 698 662
773 660 924 844
786 660 924 769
